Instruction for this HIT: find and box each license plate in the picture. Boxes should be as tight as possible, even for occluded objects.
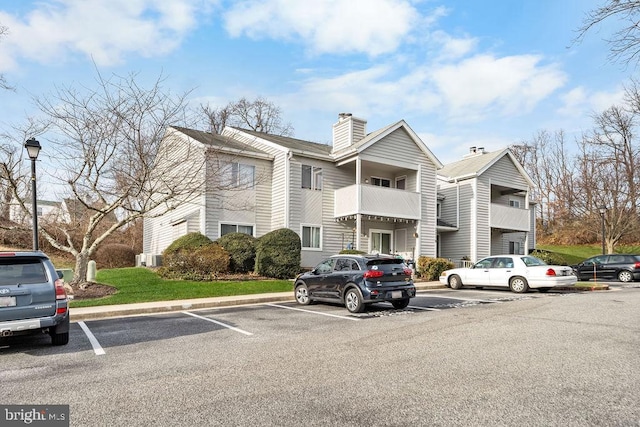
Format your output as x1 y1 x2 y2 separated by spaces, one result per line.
0 296 16 307
391 291 402 299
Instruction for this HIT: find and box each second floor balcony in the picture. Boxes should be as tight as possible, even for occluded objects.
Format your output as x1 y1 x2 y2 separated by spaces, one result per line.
334 184 421 220
490 203 530 231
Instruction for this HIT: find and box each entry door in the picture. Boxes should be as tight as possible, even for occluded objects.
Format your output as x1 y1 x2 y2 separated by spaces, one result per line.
371 231 392 254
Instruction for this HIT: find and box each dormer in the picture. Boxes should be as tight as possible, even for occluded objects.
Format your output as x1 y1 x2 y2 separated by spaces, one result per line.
332 113 367 153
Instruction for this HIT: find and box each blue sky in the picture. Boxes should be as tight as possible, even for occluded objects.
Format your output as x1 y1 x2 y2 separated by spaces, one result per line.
0 0 633 164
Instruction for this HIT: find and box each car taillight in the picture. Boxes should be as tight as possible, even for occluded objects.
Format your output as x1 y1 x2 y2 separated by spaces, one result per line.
364 270 384 279
55 279 67 300
545 268 557 276
404 268 412 276
634 262 640 269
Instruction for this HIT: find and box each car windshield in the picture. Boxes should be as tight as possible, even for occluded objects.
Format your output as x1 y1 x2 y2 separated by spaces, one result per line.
521 256 547 267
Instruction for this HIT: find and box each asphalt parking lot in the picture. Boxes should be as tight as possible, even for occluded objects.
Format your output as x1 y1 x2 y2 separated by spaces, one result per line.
1 288 564 356
2 284 639 426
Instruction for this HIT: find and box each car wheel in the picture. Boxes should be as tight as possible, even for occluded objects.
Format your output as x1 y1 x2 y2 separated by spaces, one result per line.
449 274 462 290
509 276 529 293
295 283 311 305
344 288 364 313
391 298 410 309
50 331 69 346
618 270 633 283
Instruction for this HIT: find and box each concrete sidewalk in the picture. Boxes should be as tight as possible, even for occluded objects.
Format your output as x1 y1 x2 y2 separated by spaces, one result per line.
70 281 445 322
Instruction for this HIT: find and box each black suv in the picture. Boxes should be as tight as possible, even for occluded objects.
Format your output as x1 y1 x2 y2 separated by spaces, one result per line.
572 254 640 282
294 254 416 313
0 252 70 345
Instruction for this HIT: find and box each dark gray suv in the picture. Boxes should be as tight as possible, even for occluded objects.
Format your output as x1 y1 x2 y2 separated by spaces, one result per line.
0 252 70 345
294 254 416 313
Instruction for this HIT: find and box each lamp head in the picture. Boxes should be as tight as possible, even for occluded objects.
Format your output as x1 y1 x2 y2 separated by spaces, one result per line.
599 205 607 215
24 138 41 160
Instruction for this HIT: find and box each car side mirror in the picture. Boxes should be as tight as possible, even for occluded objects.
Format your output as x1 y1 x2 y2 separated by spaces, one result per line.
56 270 64 280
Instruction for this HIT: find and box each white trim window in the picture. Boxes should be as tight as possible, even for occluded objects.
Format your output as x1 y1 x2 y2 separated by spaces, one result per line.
301 225 322 250
220 223 255 237
223 162 255 188
302 165 322 190
509 199 521 208
395 176 406 190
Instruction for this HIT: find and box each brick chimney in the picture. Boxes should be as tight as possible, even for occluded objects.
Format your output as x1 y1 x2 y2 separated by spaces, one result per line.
332 113 367 152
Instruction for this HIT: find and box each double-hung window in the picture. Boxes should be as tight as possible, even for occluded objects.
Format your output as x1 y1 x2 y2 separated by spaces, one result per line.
224 162 255 188
302 225 322 249
302 165 322 190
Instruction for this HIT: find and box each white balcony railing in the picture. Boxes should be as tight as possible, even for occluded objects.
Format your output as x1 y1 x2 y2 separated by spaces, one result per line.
334 184 420 219
490 203 530 231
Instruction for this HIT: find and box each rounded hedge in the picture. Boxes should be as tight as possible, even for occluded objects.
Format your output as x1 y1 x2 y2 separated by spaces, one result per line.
163 232 213 256
216 232 257 273
94 243 136 268
255 228 301 279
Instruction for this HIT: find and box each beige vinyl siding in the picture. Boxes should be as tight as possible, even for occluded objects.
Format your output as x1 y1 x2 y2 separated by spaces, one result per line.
362 128 423 164
143 130 206 254
332 119 351 152
294 156 352 268
361 127 438 258
438 186 458 227
423 162 438 257
204 154 273 240
476 179 491 259
482 156 529 190
438 180 474 262
221 130 287 232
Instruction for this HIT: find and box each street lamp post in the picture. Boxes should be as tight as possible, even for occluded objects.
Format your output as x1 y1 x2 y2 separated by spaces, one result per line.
599 205 607 255
24 138 41 251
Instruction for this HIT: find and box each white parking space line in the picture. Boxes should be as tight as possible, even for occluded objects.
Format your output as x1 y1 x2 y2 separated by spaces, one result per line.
414 294 503 304
78 321 106 356
266 303 360 321
181 311 253 336
408 305 441 311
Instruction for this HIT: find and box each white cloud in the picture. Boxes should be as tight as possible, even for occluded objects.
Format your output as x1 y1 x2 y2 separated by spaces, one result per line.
558 86 625 117
431 54 567 120
223 0 420 56
0 0 218 71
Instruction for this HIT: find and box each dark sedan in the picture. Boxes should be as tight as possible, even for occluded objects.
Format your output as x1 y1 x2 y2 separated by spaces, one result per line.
294 254 415 313
572 254 640 282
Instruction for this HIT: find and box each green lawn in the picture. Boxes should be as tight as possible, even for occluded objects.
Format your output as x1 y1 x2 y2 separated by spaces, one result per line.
537 243 640 265
70 267 293 308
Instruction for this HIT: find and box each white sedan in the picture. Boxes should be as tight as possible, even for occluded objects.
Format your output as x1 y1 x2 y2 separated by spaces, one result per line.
439 255 577 293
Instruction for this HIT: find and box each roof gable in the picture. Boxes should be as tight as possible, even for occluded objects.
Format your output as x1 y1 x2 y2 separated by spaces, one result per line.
333 120 443 168
437 148 534 187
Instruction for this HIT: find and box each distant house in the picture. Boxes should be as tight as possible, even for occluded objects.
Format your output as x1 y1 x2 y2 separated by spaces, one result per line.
142 115 536 268
9 200 63 224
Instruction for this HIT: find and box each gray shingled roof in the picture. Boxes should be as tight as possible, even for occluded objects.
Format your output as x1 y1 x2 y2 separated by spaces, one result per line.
170 126 268 155
437 149 507 180
231 127 333 157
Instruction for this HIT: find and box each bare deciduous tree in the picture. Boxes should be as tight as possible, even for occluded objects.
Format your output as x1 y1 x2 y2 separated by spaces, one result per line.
200 96 294 136
9 71 206 285
0 24 12 90
576 0 640 67
510 130 577 238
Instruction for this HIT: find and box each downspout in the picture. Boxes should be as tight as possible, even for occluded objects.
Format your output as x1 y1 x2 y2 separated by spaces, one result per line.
285 151 292 229
471 179 477 262
356 158 362 250
524 186 530 254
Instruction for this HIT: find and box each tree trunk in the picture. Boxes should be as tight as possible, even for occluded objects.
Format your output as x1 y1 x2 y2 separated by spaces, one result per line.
72 252 90 287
